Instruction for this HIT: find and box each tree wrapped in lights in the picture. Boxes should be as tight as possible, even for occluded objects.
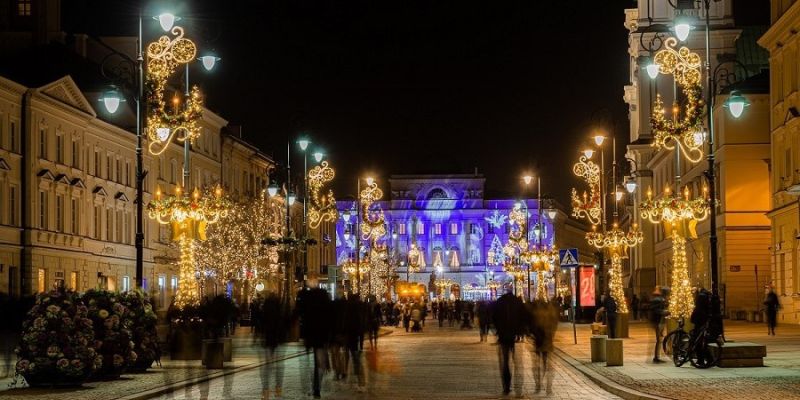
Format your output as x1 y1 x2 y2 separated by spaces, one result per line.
586 223 643 314
195 191 284 291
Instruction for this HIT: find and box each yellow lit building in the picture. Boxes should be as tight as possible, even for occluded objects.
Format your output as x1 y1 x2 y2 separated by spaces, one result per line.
760 0 800 324
624 2 772 315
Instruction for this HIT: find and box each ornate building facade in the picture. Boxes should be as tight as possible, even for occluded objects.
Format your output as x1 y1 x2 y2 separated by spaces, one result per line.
624 1 771 315
335 174 592 300
760 0 800 324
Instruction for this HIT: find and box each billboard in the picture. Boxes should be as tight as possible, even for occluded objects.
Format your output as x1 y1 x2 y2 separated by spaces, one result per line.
579 266 596 307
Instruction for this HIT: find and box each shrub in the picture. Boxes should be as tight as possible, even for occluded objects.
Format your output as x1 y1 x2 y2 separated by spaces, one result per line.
82 289 136 378
119 290 160 371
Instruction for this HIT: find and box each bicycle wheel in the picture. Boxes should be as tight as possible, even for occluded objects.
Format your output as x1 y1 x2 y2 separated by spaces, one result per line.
670 330 691 367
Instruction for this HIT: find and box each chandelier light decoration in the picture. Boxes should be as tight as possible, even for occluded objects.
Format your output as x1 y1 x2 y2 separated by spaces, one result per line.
359 181 386 242
145 25 203 156
586 223 643 313
571 155 602 226
307 161 337 229
148 186 230 308
640 185 710 320
650 37 705 163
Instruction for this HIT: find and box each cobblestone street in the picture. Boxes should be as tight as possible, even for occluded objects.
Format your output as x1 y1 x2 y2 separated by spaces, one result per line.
153 324 619 400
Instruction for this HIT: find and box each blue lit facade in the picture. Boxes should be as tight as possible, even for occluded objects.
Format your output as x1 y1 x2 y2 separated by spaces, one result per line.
335 174 557 299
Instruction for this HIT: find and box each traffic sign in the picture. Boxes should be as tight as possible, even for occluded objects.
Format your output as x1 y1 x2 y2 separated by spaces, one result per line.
559 248 579 266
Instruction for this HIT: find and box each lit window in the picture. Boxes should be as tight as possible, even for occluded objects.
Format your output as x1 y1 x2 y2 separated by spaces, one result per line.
397 223 406 235
37 268 45 293
450 223 458 235
17 0 31 16
434 223 442 235
416 223 425 235
122 276 130 292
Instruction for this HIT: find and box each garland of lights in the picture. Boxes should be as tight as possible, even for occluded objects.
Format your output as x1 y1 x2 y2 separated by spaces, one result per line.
571 155 602 226
639 187 710 225
307 161 337 229
173 235 199 308
650 37 705 163
535 271 547 301
145 26 204 156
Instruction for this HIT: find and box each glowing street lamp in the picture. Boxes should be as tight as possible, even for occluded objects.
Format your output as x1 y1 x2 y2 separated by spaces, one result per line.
625 177 637 194
313 151 324 163
288 191 297 206
267 182 279 197
198 55 221 71
646 62 660 79
724 91 750 119
583 149 595 159
297 139 310 151
523 175 533 185
100 90 125 114
673 14 694 42
593 135 606 147
156 13 178 32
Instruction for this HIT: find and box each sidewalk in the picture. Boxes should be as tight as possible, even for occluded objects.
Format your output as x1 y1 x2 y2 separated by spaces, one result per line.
0 328 306 400
554 319 800 400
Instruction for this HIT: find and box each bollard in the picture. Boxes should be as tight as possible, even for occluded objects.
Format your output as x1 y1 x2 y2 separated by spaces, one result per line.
606 338 623 366
590 335 608 362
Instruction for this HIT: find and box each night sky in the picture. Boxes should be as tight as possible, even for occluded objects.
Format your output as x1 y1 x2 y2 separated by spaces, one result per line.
63 0 768 203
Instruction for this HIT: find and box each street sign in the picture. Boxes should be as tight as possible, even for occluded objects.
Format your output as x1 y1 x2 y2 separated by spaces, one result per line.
559 248 579 266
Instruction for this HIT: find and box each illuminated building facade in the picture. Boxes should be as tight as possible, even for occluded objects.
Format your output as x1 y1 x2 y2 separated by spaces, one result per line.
335 174 592 299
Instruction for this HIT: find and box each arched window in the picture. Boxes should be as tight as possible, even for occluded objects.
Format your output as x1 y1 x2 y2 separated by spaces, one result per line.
426 188 447 199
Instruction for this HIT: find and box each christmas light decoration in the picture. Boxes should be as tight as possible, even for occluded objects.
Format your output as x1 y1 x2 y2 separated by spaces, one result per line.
650 37 705 163
148 186 229 308
407 243 422 273
668 233 693 320
144 25 204 156
307 161 336 229
639 186 709 319
571 155 602 226
585 223 643 314
359 180 386 241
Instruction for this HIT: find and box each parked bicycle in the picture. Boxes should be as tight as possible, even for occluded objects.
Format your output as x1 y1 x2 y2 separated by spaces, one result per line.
662 318 723 368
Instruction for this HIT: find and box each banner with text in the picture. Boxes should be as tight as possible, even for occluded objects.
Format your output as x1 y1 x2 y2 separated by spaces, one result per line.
579 266 596 307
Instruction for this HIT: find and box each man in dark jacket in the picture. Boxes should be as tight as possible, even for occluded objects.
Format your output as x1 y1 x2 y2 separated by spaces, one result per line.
764 287 780 336
649 287 667 363
296 288 332 398
492 291 525 395
603 293 618 339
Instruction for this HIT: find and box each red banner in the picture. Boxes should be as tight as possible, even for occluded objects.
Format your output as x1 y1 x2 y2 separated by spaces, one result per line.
579 266 596 307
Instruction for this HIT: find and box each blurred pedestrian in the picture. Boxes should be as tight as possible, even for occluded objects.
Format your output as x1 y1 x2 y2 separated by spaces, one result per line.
649 287 667 363
764 287 780 336
530 300 558 395
492 291 525 395
296 288 332 399
343 295 366 389
477 301 490 342
631 294 640 321
257 293 286 399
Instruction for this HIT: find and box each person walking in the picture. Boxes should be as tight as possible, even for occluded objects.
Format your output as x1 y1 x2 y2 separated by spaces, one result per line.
530 300 558 395
764 287 780 336
492 291 525 396
438 301 446 327
295 288 332 399
649 287 667 363
477 301 490 342
631 294 640 321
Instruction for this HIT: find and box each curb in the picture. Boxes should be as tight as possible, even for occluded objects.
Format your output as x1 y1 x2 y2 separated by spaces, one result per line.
553 348 674 400
116 349 308 400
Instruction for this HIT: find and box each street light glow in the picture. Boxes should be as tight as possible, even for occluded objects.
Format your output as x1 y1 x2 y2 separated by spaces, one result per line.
673 14 694 42
365 177 375 186
156 127 171 142
297 139 310 151
593 135 606 146
156 13 178 32
646 63 660 79
100 90 124 114
288 191 297 206
199 55 221 71
313 151 324 163
625 178 637 194
522 175 533 185
267 182 279 197
724 91 751 119
582 149 595 159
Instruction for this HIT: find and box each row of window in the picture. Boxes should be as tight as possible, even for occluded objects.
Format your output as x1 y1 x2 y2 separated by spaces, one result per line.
37 191 136 244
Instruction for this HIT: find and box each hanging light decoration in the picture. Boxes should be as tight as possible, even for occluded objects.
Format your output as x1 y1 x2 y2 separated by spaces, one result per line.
571 155 602 226
307 161 337 229
649 37 705 163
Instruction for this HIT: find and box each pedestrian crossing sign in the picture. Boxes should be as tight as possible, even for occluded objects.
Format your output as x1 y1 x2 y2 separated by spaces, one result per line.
559 248 579 266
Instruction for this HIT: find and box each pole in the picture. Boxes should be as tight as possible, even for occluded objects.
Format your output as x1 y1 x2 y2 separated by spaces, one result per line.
284 140 291 304
703 0 721 311
302 149 308 287
526 198 531 302
134 15 144 289
599 145 606 296
183 64 190 189
537 178 543 300
356 180 361 297
572 268 577 344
